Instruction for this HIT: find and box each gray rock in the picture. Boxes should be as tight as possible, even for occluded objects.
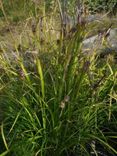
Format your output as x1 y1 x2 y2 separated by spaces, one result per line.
82 28 117 56
107 28 117 47
85 15 100 23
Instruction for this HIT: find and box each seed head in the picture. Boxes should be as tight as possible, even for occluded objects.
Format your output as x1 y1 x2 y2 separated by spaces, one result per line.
60 101 65 109
64 95 70 102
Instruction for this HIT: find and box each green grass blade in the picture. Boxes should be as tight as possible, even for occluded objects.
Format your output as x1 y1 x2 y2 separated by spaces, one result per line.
9 109 22 134
90 134 117 154
37 59 45 99
0 150 9 156
1 123 9 151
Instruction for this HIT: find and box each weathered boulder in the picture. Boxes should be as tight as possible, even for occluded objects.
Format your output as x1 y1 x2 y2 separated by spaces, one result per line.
82 28 117 56
107 28 117 48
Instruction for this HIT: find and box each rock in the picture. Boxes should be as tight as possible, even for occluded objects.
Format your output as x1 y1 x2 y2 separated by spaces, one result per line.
82 35 99 50
107 28 117 48
82 28 117 56
85 14 100 23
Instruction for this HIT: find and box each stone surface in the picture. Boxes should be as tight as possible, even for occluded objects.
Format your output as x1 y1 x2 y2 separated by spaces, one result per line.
107 28 117 47
82 28 117 56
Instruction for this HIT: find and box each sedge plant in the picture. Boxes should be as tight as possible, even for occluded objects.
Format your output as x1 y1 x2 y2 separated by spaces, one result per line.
0 0 117 156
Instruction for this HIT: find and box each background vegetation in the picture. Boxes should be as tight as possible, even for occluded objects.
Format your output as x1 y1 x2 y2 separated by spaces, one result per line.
85 0 117 14
0 0 117 20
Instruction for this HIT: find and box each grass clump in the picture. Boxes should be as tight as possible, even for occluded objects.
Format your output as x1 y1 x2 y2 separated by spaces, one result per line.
0 1 117 156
